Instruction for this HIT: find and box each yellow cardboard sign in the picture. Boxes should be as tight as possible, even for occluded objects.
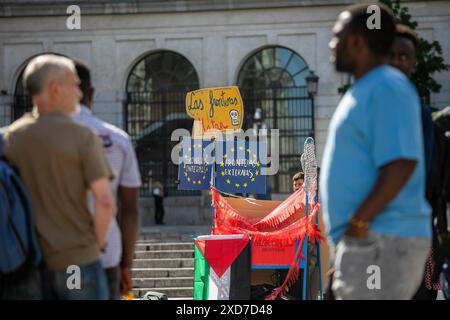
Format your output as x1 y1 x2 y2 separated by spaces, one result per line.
186 86 244 137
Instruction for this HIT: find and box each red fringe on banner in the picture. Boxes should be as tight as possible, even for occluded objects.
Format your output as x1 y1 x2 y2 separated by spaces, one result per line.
265 236 304 300
209 188 324 300
254 187 307 230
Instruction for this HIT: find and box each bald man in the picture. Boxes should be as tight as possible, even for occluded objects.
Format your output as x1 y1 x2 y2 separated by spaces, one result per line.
2 54 114 300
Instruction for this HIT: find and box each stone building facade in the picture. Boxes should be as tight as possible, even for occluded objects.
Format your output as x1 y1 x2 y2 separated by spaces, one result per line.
1 0 449 224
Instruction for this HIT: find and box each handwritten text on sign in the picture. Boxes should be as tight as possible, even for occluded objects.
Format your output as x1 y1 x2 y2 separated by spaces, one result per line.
215 139 267 194
186 86 244 133
178 138 213 191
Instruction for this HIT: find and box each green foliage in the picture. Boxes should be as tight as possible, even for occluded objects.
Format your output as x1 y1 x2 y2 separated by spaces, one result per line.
381 0 449 104
337 83 351 95
337 0 449 104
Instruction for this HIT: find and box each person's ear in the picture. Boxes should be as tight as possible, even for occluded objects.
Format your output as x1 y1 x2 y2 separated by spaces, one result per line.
350 34 365 52
47 80 60 99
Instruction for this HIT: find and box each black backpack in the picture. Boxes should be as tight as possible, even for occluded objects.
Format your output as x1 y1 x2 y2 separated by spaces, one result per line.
432 108 450 254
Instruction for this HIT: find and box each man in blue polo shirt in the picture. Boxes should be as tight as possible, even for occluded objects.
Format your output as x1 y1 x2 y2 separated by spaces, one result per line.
320 3 431 299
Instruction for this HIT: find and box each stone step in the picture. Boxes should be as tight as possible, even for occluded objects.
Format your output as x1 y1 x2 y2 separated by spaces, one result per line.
133 287 193 299
164 196 204 206
138 234 197 242
138 226 211 242
132 268 194 278
140 226 211 233
134 239 163 244
134 242 194 251
133 258 194 269
134 250 194 259
133 277 193 288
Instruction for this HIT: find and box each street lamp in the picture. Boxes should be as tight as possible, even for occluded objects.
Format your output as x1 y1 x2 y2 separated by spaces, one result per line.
253 107 267 136
306 70 319 97
305 70 319 139
254 107 262 122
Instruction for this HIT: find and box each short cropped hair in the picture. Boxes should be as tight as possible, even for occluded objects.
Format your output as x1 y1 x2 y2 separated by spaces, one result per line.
396 24 418 50
73 59 92 98
345 3 396 57
292 171 304 182
23 54 75 96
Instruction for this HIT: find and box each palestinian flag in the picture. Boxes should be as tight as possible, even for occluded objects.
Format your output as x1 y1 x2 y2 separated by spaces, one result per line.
194 234 251 300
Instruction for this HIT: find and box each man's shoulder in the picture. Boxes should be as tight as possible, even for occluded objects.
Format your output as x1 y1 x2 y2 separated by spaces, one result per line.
365 66 418 108
102 121 131 142
64 116 96 132
7 113 36 132
380 66 416 94
61 117 103 143
75 112 131 142
96 120 134 152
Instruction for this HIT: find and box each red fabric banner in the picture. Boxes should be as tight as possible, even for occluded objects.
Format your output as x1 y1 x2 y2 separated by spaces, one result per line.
209 187 324 299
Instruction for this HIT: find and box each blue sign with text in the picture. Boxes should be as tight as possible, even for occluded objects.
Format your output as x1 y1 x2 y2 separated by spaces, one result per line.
215 139 267 194
178 138 213 191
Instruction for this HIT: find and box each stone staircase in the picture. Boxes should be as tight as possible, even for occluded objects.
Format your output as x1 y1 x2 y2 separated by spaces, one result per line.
131 225 211 300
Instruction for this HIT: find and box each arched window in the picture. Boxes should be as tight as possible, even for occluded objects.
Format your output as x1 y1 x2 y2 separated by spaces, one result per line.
237 46 314 193
13 69 33 120
238 46 310 89
125 51 200 196
127 51 199 92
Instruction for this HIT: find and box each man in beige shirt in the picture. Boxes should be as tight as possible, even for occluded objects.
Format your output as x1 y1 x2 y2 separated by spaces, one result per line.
3 54 114 299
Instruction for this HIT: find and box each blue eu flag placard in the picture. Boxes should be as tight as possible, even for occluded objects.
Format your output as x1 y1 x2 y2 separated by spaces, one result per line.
178 138 213 191
215 139 267 194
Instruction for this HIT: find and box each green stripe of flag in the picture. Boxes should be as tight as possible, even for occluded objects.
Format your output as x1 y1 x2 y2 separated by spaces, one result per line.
194 244 210 300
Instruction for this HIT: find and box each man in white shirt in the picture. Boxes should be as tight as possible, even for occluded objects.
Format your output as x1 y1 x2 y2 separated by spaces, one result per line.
71 59 142 299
